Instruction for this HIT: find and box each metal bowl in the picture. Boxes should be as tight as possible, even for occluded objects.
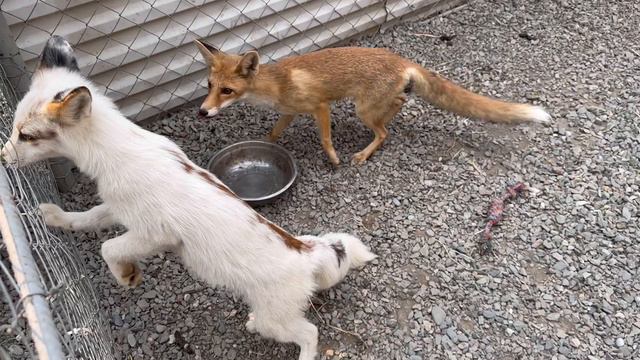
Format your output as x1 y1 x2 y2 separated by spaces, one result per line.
207 140 298 206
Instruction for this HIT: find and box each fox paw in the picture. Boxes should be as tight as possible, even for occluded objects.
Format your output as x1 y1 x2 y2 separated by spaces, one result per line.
117 262 143 288
39 203 71 229
326 150 340 166
245 312 256 333
351 152 369 165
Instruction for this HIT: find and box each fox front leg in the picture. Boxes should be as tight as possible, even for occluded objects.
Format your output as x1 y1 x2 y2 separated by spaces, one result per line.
39 203 116 231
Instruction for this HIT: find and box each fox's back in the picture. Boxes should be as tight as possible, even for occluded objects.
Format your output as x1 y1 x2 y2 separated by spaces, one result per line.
277 47 406 73
269 47 411 104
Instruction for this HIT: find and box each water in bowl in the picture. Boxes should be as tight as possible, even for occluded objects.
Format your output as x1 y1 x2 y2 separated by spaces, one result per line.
218 160 287 199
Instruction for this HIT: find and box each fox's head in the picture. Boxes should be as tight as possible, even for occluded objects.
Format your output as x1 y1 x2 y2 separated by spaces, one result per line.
1 36 93 167
194 40 260 117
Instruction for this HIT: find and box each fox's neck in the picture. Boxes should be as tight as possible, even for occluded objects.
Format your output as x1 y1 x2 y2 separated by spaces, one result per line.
243 63 285 104
64 98 147 180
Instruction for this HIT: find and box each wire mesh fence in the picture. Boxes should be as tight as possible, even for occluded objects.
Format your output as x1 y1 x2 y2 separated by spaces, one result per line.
0 64 114 359
0 0 463 122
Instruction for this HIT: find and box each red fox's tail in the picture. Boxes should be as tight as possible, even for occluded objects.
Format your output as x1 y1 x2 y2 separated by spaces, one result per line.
408 66 550 124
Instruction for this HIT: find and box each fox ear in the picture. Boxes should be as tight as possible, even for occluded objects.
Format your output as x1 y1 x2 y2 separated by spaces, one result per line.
37 35 79 72
194 39 218 66
237 51 260 77
46 86 92 125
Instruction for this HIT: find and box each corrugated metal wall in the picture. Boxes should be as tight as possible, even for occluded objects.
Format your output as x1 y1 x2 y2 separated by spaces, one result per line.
1 0 464 121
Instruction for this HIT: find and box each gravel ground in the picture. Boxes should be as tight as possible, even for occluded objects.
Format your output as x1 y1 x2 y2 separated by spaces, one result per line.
60 0 640 359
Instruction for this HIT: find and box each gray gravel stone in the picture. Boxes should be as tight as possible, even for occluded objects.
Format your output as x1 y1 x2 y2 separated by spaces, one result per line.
431 306 446 326
553 261 568 272
446 327 458 343
8 345 24 356
127 333 137 347
482 309 497 319
546 313 561 321
142 290 157 299
112 314 123 327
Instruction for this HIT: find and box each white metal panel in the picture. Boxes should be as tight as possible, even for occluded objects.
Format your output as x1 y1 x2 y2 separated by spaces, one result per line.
1 0 463 121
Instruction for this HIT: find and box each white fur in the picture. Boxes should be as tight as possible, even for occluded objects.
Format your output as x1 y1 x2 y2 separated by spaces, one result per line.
525 105 552 123
1 68 376 360
241 92 276 108
205 107 220 116
204 98 235 117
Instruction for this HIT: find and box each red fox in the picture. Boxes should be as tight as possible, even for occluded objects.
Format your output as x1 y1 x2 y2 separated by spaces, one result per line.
195 41 550 165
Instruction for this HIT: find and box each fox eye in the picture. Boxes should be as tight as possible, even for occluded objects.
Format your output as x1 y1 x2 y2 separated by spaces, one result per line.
207 80 212 89
18 132 36 142
221 88 233 95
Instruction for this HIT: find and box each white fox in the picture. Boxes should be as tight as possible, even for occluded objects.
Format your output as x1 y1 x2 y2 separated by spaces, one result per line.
0 36 376 360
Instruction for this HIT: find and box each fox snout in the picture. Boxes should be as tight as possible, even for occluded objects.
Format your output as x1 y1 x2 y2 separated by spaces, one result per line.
199 97 236 118
198 106 220 118
198 106 222 117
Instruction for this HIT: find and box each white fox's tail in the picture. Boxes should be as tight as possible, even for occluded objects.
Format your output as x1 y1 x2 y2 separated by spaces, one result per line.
305 233 376 291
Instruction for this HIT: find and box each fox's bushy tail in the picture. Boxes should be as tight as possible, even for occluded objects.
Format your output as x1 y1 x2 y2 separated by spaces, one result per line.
408 66 551 124
305 233 376 291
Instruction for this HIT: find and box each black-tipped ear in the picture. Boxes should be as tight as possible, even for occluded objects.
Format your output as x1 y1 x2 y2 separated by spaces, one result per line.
46 86 92 125
195 39 218 54
236 51 260 77
194 39 218 66
37 35 79 72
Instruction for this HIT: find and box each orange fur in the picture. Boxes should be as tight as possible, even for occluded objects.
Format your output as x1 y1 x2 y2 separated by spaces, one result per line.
45 102 64 118
196 44 550 164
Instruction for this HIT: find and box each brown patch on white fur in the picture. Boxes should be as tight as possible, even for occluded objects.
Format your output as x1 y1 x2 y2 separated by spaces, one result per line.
182 160 195 173
20 129 57 142
168 149 308 249
37 129 58 140
208 176 238 198
256 215 311 252
43 87 92 125
167 149 194 173
14 113 59 144
45 102 64 119
195 168 238 198
169 149 244 201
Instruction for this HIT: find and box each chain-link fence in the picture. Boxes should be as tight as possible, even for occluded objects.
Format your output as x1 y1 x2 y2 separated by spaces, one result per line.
0 0 465 122
0 64 114 359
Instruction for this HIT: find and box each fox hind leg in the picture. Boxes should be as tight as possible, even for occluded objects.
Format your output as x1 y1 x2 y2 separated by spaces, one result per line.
248 284 318 360
251 312 318 360
245 312 256 333
352 95 405 164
